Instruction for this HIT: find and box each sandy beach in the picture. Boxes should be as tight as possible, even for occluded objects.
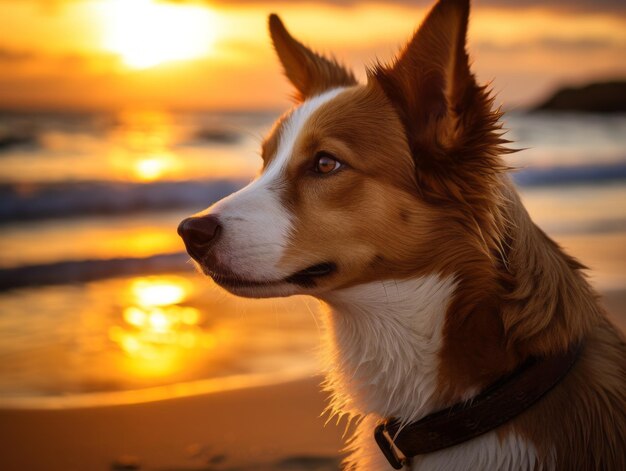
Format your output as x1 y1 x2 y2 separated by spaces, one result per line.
0 376 345 471
0 290 623 471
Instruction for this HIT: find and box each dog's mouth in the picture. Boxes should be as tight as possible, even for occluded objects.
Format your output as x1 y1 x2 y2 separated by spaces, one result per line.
207 262 337 290
284 262 337 286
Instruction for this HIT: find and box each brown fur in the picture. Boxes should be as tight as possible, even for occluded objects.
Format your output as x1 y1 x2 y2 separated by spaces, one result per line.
269 14 357 102
265 0 626 467
506 319 626 469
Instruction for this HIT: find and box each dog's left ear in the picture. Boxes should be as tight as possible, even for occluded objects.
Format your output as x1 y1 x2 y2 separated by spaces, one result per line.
269 14 357 102
374 0 509 244
373 0 479 156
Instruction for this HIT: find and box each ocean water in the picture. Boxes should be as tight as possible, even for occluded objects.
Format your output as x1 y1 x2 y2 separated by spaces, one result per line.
0 109 625 406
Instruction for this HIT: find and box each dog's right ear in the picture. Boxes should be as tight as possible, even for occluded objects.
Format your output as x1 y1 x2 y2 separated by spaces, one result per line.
269 14 357 102
372 0 475 154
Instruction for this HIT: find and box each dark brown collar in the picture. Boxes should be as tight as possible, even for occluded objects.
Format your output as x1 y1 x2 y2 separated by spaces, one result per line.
375 342 583 469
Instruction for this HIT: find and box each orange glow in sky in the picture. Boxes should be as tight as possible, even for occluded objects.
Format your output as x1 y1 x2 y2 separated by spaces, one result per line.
0 1 624 109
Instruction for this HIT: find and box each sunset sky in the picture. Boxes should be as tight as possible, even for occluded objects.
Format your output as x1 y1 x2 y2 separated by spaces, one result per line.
1 0 625 111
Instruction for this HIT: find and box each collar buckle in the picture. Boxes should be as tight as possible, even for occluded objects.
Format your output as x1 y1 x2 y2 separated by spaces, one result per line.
374 422 406 469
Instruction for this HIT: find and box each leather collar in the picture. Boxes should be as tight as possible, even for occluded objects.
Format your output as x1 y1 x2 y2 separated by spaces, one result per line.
375 342 582 469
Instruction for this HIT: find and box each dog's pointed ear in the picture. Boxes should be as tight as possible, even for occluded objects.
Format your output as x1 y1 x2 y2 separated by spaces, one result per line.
372 0 476 152
269 14 357 102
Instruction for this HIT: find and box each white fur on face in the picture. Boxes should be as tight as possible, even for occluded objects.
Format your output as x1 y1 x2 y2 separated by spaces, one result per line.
203 87 347 291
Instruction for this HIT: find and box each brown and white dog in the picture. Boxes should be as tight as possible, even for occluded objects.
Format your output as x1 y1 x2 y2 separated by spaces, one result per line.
178 0 626 469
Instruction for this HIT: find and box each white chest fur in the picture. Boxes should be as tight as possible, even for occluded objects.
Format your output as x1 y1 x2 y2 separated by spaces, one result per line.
321 275 457 423
320 275 542 470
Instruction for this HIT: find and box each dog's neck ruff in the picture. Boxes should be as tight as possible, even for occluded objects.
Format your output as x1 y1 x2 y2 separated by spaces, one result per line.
375 342 583 469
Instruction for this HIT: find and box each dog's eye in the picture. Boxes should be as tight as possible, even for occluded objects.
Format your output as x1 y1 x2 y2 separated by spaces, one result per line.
315 152 342 174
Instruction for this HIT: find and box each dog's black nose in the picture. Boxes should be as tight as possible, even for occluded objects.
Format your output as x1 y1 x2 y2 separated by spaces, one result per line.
177 215 221 261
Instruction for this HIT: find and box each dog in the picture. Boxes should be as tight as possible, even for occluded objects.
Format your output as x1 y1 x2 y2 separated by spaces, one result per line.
178 0 626 468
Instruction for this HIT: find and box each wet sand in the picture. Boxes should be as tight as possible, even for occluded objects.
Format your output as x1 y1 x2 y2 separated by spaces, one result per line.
0 376 345 471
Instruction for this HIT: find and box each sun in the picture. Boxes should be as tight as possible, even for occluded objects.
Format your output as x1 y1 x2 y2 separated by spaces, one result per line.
101 0 217 69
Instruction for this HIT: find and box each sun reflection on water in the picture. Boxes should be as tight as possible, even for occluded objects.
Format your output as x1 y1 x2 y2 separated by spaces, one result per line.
108 110 184 182
109 276 214 377
130 278 188 307
133 153 178 181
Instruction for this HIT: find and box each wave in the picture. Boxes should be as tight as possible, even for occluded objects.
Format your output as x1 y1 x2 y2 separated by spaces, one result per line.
0 129 39 153
2 163 625 222
0 179 247 222
0 253 190 291
3 216 626 290
512 161 626 187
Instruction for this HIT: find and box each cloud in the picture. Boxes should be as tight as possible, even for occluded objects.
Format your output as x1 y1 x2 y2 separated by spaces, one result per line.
535 37 623 51
2 0 626 15
477 37 625 53
0 45 119 73
0 47 38 63
167 0 625 14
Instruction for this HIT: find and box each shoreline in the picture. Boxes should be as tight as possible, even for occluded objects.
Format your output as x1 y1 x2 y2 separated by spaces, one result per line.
1 289 624 411
0 368 315 411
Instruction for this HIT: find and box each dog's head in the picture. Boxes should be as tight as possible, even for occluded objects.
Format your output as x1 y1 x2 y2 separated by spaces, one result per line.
179 0 508 299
